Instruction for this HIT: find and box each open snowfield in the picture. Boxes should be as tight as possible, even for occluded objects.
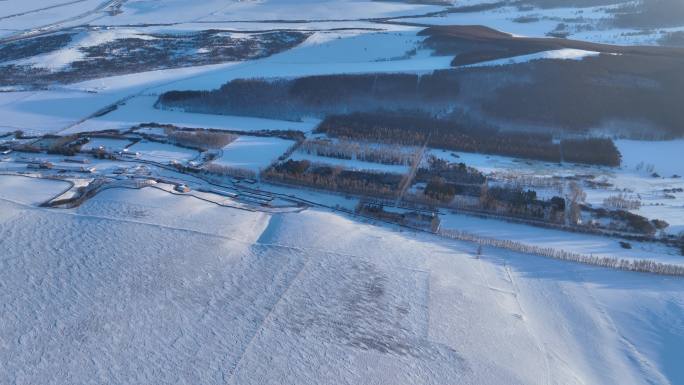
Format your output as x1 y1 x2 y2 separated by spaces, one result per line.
92 0 441 25
80 137 132 152
211 136 295 173
1 187 683 384
0 174 71 205
0 90 109 135
1 0 94 16
127 140 199 163
0 0 106 38
69 96 321 134
617 139 684 178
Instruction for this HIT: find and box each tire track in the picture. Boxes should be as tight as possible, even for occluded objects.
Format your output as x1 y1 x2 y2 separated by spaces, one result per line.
0 1 89 22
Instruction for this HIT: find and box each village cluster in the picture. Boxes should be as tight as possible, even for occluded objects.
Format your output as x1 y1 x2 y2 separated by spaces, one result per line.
2 118 683 275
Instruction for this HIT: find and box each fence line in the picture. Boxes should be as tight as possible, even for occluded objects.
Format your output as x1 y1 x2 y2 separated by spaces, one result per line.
439 228 684 276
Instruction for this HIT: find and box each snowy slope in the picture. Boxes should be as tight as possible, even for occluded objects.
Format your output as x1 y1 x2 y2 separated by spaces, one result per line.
0 187 682 384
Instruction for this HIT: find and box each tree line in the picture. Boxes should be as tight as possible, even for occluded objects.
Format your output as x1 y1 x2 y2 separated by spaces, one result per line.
318 112 621 166
264 159 402 198
298 139 417 166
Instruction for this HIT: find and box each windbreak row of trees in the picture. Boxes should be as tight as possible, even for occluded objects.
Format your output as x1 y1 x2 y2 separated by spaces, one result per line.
298 139 417 166
164 128 237 151
317 112 621 166
439 228 684 276
264 159 403 198
583 205 667 235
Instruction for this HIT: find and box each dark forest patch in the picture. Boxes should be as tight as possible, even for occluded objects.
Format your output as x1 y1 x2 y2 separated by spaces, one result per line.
316 111 622 166
0 29 309 87
158 72 462 121
0 32 75 64
659 31 684 47
611 0 684 29
419 24 684 65
481 54 684 137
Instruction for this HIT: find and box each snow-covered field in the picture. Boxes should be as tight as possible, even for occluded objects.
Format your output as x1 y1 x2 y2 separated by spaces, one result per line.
93 0 441 25
127 140 199 163
69 96 321 134
80 137 132 152
211 136 295 173
440 211 684 266
0 174 70 205
617 139 684 178
1 187 683 384
0 0 106 38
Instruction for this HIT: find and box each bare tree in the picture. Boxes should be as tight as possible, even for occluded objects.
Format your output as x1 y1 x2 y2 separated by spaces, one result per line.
566 181 586 225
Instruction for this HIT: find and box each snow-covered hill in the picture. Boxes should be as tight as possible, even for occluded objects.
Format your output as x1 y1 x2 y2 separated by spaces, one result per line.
0 179 682 384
